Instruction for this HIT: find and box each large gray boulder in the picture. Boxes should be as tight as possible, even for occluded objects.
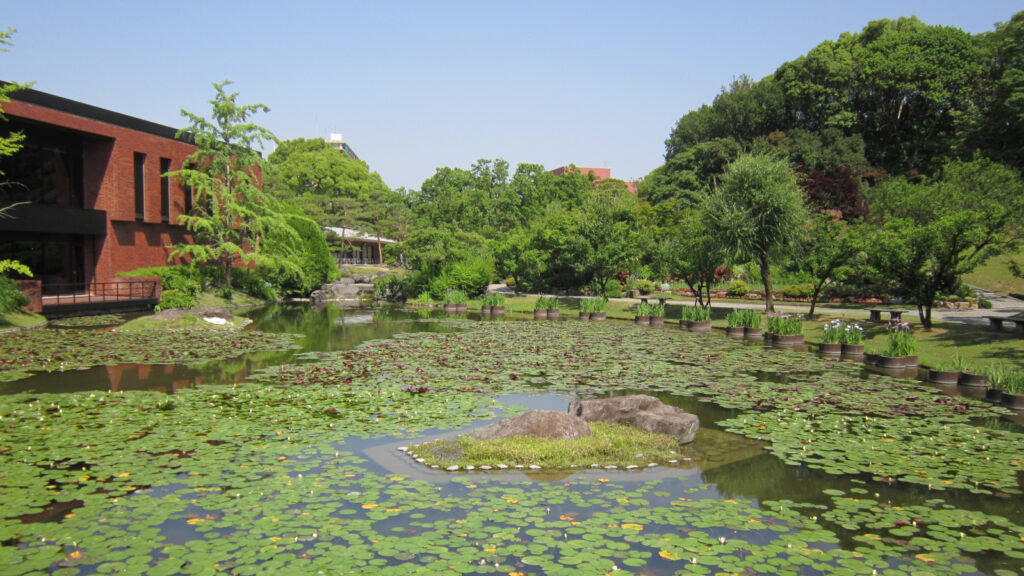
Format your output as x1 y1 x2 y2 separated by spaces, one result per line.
567 394 699 444
310 278 360 302
469 409 591 441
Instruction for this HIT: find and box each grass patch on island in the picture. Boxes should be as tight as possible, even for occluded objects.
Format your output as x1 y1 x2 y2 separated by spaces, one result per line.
413 421 685 469
0 309 46 329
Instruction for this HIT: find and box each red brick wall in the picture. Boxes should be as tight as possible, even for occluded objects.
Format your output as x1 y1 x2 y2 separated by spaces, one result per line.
551 166 612 181
4 99 196 283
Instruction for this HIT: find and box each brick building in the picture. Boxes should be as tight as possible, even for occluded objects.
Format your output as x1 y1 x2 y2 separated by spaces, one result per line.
0 85 196 290
550 165 638 194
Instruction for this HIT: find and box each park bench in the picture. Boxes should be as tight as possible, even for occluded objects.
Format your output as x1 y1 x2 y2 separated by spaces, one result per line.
986 316 1024 334
639 296 669 306
867 308 912 322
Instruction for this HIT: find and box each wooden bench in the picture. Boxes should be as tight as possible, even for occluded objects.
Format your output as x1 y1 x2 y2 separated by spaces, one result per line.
867 308 912 322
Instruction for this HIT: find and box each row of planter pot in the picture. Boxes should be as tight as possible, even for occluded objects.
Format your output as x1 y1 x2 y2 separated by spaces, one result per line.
818 342 866 355
443 304 468 314
479 306 506 316
634 315 665 326
578 312 607 321
864 353 919 369
679 320 712 332
533 308 560 320
926 369 987 387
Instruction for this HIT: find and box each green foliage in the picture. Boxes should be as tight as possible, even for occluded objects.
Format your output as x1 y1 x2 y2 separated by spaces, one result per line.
0 28 29 171
155 289 197 311
726 308 761 328
782 283 815 298
257 213 338 296
868 158 1024 327
167 81 287 288
373 273 410 302
726 280 749 297
440 288 468 305
789 212 867 315
680 305 710 322
0 275 27 313
604 283 623 298
579 296 605 313
840 321 864 345
822 319 844 344
883 320 917 357
480 293 505 307
766 312 804 335
979 299 994 309
425 256 493 300
636 279 655 295
120 266 201 310
707 153 807 312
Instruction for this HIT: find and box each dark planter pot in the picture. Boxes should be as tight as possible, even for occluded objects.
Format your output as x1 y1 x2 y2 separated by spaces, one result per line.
480 305 492 315
533 309 548 320
841 343 865 356
546 308 560 319
679 320 692 330
986 388 1004 404
902 355 919 367
491 306 505 317
726 326 745 339
1002 392 1024 410
635 316 651 326
878 355 905 369
959 371 988 387
744 327 763 340
772 334 804 346
456 303 467 313
864 352 880 366
690 320 712 332
443 304 458 314
650 316 665 327
819 342 843 355
579 311 591 320
928 369 961 385
590 312 607 321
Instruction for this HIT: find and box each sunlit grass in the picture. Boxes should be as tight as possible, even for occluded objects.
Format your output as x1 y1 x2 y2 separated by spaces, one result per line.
414 422 684 468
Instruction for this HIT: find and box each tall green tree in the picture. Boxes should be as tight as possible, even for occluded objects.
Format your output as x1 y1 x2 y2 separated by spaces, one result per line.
868 158 1024 328
168 81 284 287
663 208 729 309
706 153 808 312
790 211 866 316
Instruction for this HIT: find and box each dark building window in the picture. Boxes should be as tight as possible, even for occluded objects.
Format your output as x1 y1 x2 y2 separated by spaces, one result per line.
134 152 145 221
0 119 84 207
160 158 171 223
184 185 193 215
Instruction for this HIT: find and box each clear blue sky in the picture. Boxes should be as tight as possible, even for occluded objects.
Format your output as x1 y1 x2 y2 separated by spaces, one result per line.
3 1 1020 190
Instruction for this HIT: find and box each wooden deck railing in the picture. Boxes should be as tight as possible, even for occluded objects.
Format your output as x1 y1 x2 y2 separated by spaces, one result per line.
41 279 160 306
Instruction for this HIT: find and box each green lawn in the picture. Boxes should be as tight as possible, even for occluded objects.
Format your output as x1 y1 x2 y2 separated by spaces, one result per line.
965 247 1024 296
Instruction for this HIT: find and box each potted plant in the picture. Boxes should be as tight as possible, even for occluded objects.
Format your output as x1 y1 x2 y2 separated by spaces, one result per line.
840 321 864 356
546 297 560 319
999 366 1024 410
928 350 963 384
878 320 916 368
489 293 506 317
820 319 843 355
956 352 987 387
739 309 762 339
680 305 711 332
578 297 593 320
635 302 652 325
589 297 607 321
443 289 468 314
649 302 666 327
766 312 804 345
534 296 549 320
480 294 493 315
985 363 1006 404
725 310 745 338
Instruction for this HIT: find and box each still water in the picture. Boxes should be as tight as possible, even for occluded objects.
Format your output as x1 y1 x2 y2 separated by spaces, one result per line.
2 303 1023 575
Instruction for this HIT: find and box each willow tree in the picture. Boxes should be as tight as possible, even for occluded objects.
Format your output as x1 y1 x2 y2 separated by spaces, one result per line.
168 81 291 287
706 153 807 312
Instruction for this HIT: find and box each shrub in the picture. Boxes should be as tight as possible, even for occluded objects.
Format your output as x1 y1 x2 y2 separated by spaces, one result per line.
637 280 655 295
441 289 468 305
120 266 201 309
481 293 506 307
155 289 198 311
374 274 410 302
605 283 623 298
782 283 814 299
979 299 993 309
0 276 28 313
728 309 761 328
726 280 749 297
427 257 494 300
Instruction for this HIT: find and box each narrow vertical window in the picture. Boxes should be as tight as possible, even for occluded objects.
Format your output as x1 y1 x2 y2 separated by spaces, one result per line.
160 158 171 223
134 152 146 221
184 185 193 215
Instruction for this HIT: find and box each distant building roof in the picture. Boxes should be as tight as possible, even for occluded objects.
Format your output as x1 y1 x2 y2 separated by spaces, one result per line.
324 226 396 244
326 133 359 160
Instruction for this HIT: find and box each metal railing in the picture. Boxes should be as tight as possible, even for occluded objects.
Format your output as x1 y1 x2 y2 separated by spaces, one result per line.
42 279 160 306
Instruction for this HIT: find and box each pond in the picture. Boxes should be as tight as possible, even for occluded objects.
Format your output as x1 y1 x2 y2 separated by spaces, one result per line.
1 304 1023 575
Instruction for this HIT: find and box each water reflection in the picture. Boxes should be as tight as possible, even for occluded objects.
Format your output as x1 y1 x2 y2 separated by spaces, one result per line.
3 304 455 394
